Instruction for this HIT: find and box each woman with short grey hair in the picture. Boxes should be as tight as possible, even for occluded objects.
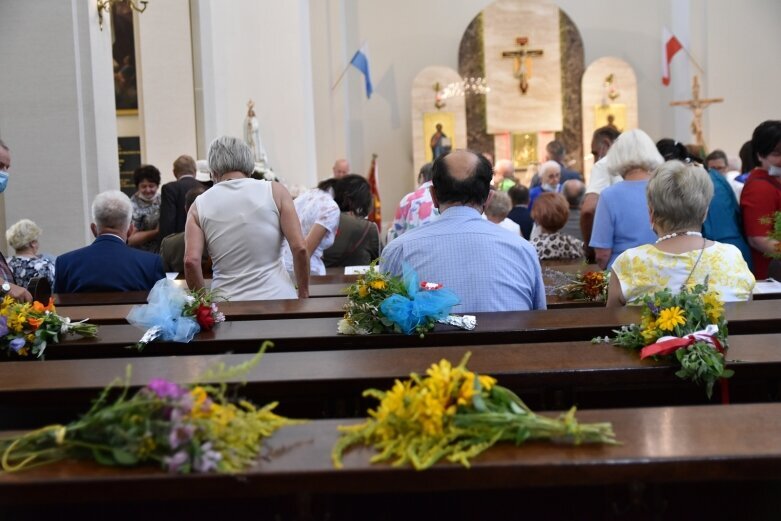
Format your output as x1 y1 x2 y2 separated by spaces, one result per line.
5 219 55 289
184 136 309 300
590 129 663 269
607 160 755 306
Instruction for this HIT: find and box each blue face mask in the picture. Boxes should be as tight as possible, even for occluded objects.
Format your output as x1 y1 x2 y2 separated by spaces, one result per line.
0 171 8 193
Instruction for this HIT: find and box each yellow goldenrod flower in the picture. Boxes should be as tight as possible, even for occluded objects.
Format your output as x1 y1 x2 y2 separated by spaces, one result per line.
189 386 213 417
656 306 686 331
702 292 724 323
641 327 660 343
357 284 369 298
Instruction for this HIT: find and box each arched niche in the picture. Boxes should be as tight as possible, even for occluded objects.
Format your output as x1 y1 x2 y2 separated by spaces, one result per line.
458 0 585 179
410 66 467 179
581 57 638 181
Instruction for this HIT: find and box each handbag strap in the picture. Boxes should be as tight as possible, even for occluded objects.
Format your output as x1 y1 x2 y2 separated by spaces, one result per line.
680 238 707 290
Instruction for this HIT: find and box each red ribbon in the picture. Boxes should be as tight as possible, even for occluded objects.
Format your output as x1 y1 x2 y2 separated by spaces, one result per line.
640 333 723 360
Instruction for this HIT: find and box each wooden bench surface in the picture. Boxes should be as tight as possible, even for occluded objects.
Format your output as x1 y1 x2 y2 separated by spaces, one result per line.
56 294 604 325
2 402 781 505
34 300 781 359
1 334 778 422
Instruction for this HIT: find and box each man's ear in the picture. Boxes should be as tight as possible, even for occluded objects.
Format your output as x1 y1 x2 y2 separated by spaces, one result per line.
429 185 440 209
127 223 136 237
482 190 495 214
90 223 98 238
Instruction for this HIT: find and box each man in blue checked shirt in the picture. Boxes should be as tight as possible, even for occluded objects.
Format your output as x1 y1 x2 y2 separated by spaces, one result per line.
381 150 546 313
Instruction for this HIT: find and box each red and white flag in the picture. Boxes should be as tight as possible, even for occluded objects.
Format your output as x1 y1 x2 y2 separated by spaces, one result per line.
661 27 683 86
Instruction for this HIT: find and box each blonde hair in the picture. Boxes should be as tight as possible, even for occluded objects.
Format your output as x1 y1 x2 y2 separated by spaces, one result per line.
6 219 42 251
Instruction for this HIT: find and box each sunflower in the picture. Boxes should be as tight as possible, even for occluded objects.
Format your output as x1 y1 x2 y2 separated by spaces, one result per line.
656 306 686 332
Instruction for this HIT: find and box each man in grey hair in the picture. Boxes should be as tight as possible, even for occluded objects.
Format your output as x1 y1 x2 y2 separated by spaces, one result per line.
54 190 165 293
561 179 585 240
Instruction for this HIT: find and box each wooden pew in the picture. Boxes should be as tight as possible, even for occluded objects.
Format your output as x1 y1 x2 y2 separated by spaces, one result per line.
2 334 779 428
2 403 781 519
34 300 781 359
56 293 604 325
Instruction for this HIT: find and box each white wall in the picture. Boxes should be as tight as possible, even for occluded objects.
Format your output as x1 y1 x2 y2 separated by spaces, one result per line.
136 0 198 184
311 0 781 229
0 0 118 256
192 0 318 189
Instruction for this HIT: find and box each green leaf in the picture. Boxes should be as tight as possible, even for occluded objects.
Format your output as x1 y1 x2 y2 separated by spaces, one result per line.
112 448 139 466
92 448 117 466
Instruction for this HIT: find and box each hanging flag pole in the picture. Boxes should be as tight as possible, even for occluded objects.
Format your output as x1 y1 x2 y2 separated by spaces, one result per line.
332 42 373 98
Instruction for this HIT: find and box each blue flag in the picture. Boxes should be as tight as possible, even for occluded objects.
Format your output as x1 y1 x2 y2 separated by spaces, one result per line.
349 45 373 99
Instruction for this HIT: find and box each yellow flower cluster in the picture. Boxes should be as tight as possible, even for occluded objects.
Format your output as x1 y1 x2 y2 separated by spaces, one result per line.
639 291 724 345
370 358 496 440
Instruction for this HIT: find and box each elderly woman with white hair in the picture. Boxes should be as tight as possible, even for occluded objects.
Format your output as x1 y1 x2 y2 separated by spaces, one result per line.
5 219 55 289
590 129 663 269
607 160 755 306
184 136 309 300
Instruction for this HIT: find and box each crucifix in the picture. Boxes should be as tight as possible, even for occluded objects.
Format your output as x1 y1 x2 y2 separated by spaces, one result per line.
670 75 723 150
501 37 543 94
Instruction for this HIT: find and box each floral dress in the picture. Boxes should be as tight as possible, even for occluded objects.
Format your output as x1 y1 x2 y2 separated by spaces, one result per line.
8 255 55 289
531 232 584 260
130 193 161 253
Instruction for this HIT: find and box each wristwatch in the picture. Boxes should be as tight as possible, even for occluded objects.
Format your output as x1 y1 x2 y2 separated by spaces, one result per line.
1 281 10 295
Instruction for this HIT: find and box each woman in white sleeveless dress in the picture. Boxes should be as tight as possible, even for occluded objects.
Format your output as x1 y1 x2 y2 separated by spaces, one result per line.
184 136 309 300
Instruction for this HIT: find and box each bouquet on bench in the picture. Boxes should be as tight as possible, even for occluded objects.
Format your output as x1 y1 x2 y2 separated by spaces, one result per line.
547 268 610 302
593 282 731 398
0 342 301 474
338 263 471 336
0 297 97 358
332 353 617 470
127 278 225 351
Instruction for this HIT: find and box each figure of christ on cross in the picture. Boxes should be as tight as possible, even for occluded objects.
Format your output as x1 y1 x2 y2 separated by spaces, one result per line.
670 75 723 150
502 37 543 94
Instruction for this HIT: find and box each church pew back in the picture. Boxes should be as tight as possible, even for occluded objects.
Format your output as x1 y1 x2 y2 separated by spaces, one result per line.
35 300 781 360
1 334 779 428
2 403 781 509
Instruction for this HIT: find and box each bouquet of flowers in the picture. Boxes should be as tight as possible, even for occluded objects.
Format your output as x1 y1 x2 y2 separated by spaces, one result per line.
761 210 781 259
0 296 97 358
0 342 301 474
337 262 461 336
553 270 610 302
332 353 617 470
127 278 225 350
592 282 731 398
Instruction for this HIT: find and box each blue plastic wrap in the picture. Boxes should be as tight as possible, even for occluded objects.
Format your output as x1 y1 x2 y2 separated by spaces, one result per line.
379 264 459 334
126 278 201 343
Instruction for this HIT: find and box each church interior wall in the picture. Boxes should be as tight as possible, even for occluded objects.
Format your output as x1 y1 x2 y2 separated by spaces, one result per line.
1 0 780 255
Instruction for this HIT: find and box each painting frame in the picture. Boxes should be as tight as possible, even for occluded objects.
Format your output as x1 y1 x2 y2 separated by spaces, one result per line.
111 2 139 115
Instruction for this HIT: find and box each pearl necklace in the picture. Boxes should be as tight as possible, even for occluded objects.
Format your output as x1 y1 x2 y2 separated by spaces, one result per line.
655 231 702 244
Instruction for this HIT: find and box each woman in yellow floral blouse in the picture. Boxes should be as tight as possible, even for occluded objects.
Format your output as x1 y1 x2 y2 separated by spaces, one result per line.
607 160 755 306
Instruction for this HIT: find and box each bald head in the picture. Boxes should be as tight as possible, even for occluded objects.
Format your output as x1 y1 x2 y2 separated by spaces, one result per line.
432 150 493 207
562 179 585 207
332 159 350 179
494 159 515 179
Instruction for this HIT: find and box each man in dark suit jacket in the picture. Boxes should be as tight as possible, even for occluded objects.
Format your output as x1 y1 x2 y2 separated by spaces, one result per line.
507 184 534 240
54 190 165 293
159 154 201 240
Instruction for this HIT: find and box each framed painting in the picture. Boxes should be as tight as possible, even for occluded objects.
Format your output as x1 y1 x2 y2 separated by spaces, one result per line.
112 3 139 114
423 112 455 163
511 132 538 170
594 104 626 132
